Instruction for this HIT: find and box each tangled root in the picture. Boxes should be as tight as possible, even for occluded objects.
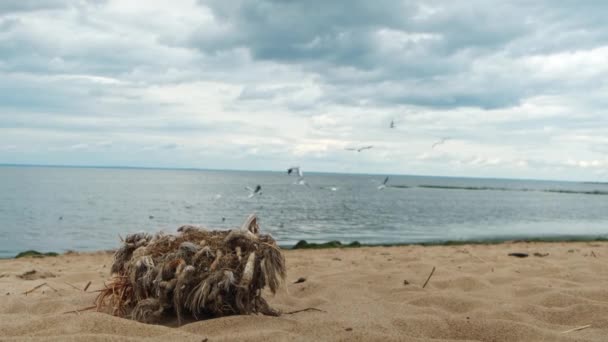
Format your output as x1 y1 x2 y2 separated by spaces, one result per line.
97 214 286 325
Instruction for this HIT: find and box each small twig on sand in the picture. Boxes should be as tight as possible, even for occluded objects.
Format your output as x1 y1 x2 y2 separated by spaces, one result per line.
422 266 436 289
23 283 47 295
64 281 82 291
284 308 326 315
62 305 97 315
561 324 591 334
84 281 92 292
591 251 597 258
23 282 57 295
45 283 58 292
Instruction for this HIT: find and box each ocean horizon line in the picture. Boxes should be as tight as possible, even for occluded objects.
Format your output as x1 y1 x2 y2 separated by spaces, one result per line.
0 162 598 184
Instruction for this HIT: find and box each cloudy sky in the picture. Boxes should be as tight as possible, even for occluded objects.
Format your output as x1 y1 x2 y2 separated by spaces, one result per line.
1 0 607 181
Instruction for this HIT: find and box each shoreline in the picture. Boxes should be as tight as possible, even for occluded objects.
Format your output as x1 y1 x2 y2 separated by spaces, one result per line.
5 235 608 259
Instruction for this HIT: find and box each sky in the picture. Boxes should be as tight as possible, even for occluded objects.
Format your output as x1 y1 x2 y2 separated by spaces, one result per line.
1 0 607 181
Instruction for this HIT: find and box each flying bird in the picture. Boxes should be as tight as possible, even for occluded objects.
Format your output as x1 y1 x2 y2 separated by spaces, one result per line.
432 138 451 149
345 145 374 152
287 166 309 186
287 166 303 178
245 185 262 198
377 176 389 190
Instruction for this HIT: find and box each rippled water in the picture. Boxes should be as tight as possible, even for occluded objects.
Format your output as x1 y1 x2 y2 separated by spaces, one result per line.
1 166 607 258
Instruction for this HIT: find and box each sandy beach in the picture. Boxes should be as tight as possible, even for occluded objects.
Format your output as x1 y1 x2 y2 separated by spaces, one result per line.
1 242 607 341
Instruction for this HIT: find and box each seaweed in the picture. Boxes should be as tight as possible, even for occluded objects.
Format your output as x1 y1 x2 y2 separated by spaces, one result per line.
15 250 59 258
292 240 361 249
96 214 286 325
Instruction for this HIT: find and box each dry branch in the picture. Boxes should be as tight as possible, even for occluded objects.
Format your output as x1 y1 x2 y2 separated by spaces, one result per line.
422 266 436 289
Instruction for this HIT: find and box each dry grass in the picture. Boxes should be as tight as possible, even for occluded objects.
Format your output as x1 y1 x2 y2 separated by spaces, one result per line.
96 214 286 325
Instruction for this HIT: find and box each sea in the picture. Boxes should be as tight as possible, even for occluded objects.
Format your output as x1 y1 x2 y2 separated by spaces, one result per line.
1 165 607 258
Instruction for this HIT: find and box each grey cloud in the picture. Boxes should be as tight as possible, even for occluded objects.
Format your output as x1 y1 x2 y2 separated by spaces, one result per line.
0 0 106 15
190 0 608 109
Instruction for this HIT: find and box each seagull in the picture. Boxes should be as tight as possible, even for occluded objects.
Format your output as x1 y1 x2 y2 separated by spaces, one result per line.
390 120 396 129
287 166 303 178
287 166 309 186
245 185 262 198
377 176 389 190
345 145 374 152
432 137 451 149
320 186 339 191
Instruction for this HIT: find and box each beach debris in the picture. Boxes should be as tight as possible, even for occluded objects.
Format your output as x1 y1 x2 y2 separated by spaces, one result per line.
422 266 436 289
533 252 549 257
284 307 326 315
591 251 597 258
403 280 410 286
345 327 353 331
84 281 92 292
561 324 591 334
508 253 529 258
96 214 286 325
294 277 306 284
23 282 58 295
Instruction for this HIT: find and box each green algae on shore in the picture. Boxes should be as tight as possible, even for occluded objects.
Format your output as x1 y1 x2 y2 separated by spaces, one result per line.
292 240 362 249
15 250 59 258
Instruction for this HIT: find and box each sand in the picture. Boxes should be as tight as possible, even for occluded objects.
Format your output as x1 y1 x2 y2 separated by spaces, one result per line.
1 242 607 341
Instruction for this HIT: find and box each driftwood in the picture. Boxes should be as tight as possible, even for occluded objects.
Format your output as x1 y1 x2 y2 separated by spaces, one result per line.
96 214 286 325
